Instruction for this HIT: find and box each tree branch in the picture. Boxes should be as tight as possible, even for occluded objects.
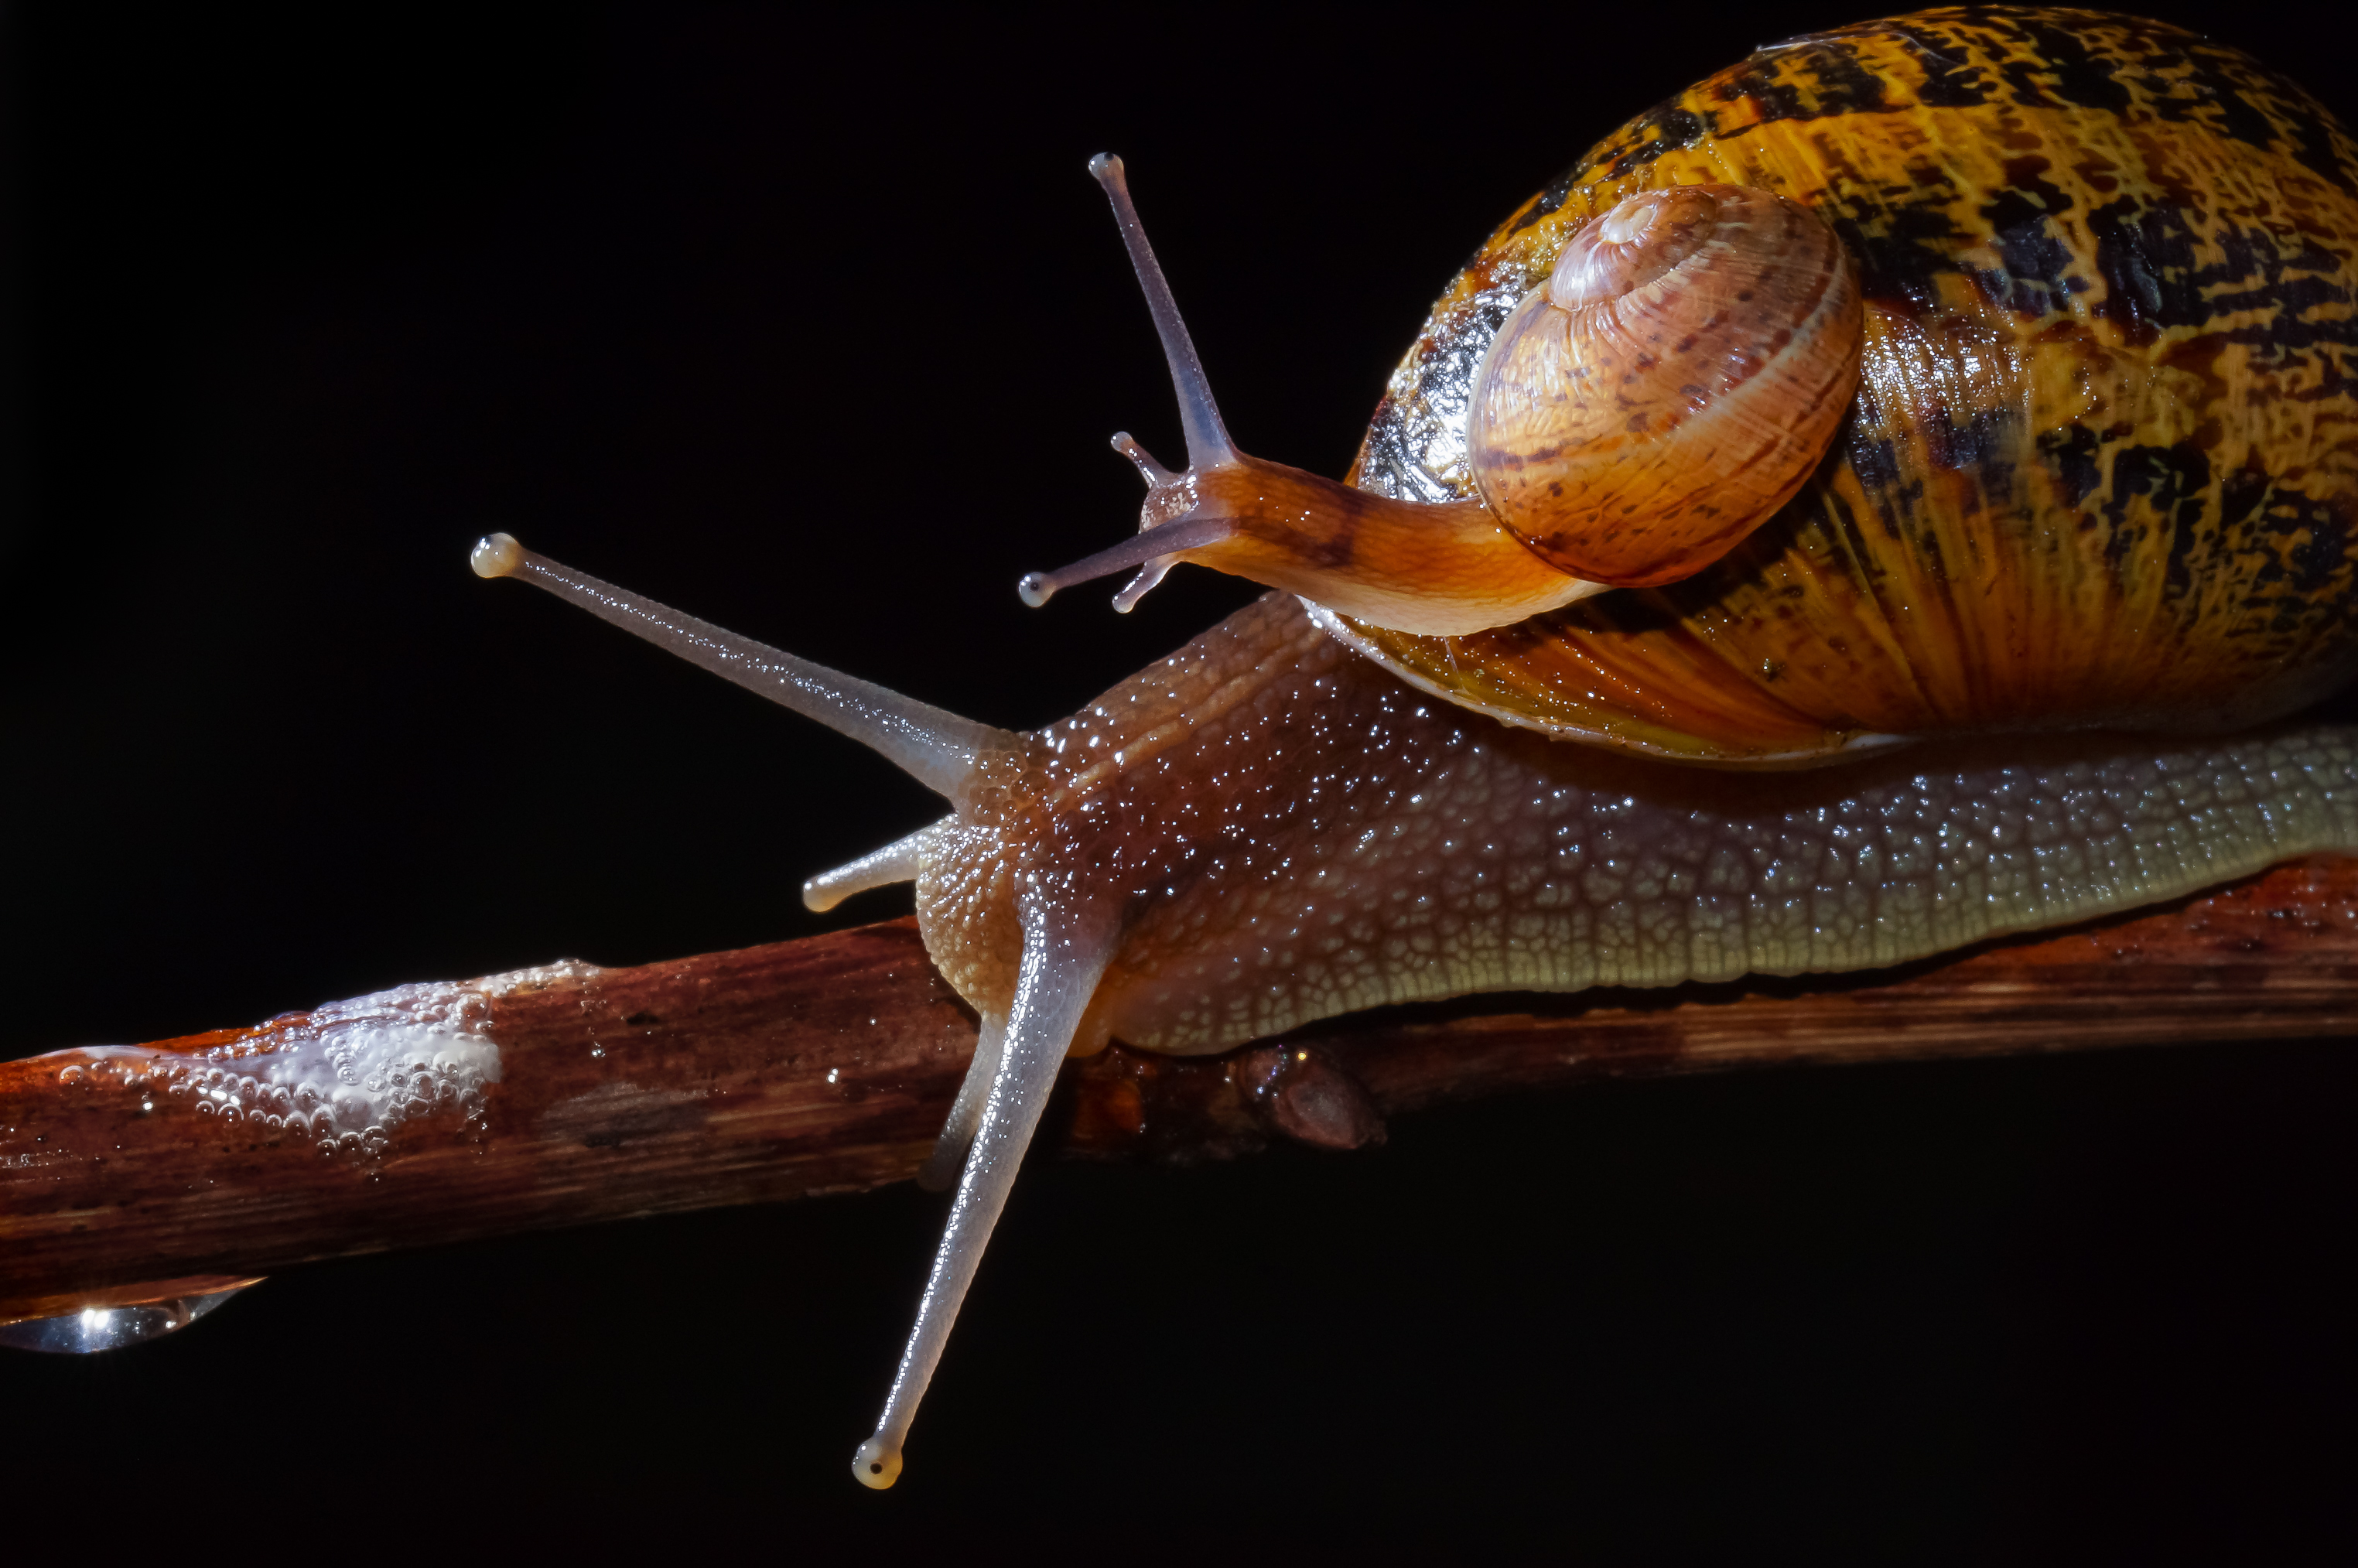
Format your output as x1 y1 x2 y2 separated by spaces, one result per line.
5 856 2352 1323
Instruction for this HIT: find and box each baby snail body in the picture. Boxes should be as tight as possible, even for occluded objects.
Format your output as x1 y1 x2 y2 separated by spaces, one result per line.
473 7 2358 1488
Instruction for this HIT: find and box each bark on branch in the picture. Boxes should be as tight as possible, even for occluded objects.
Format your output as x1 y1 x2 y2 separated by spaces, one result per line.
5 856 2353 1324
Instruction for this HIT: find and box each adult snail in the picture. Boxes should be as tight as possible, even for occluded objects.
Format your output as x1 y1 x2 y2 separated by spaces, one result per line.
456 5 2358 1488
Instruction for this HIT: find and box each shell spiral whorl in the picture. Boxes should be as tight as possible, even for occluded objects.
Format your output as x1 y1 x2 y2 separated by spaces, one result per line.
1469 183 1864 589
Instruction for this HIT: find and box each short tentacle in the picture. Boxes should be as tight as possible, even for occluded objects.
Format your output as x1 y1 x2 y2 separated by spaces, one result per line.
804 823 944 913
473 535 1016 798
853 904 1119 1490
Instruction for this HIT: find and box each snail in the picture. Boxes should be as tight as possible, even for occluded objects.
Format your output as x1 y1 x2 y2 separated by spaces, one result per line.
461 6 2358 1488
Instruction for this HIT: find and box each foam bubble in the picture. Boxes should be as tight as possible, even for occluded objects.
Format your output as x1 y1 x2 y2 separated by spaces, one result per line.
250 979 506 1138
39 960 611 1153
88 979 509 1146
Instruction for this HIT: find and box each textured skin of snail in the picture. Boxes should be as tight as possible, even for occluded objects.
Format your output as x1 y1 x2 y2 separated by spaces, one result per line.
912 5 2358 1054
1336 5 2358 765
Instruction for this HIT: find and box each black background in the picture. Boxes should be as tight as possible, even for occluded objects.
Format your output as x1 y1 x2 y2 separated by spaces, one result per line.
4 2 2353 1556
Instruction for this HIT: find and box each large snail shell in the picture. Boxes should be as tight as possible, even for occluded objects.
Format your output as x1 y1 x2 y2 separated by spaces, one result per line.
1325 5 2358 764
1467 183 1861 588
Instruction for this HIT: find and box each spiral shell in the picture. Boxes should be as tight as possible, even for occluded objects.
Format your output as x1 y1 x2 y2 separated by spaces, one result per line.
1468 183 1862 587
1330 6 2358 764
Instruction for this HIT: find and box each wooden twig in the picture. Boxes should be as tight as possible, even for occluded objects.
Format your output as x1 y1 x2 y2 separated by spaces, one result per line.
4 856 2352 1324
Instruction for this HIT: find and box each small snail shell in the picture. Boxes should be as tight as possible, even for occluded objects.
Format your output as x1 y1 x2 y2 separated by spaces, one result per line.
1467 183 1862 587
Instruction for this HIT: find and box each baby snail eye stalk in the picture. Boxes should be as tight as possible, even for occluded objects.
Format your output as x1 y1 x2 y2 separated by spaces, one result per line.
1017 161 1863 633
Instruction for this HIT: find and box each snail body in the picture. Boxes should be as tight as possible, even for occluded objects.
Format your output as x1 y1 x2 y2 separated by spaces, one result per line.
914 591 2352 1057
473 7 2358 1487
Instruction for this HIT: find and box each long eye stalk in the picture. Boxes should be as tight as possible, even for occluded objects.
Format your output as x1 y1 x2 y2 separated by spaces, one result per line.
1088 153 1235 473
853 905 1119 1489
1016 508 1239 610
470 533 1013 797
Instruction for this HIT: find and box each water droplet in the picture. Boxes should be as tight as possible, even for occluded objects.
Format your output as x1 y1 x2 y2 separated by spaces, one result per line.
590 1046 605 1059
826 1068 840 1084
58 1065 84 1085
140 1100 155 1115
0 1282 258 1354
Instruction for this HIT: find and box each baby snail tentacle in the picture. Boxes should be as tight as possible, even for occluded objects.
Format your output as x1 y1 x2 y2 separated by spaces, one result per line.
1017 163 1863 632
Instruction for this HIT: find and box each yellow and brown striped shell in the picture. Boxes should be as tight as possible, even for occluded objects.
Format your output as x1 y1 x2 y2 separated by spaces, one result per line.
1328 5 2358 764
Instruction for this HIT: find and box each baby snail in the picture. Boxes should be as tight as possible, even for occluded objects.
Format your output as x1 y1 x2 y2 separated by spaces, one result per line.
470 6 2358 1488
